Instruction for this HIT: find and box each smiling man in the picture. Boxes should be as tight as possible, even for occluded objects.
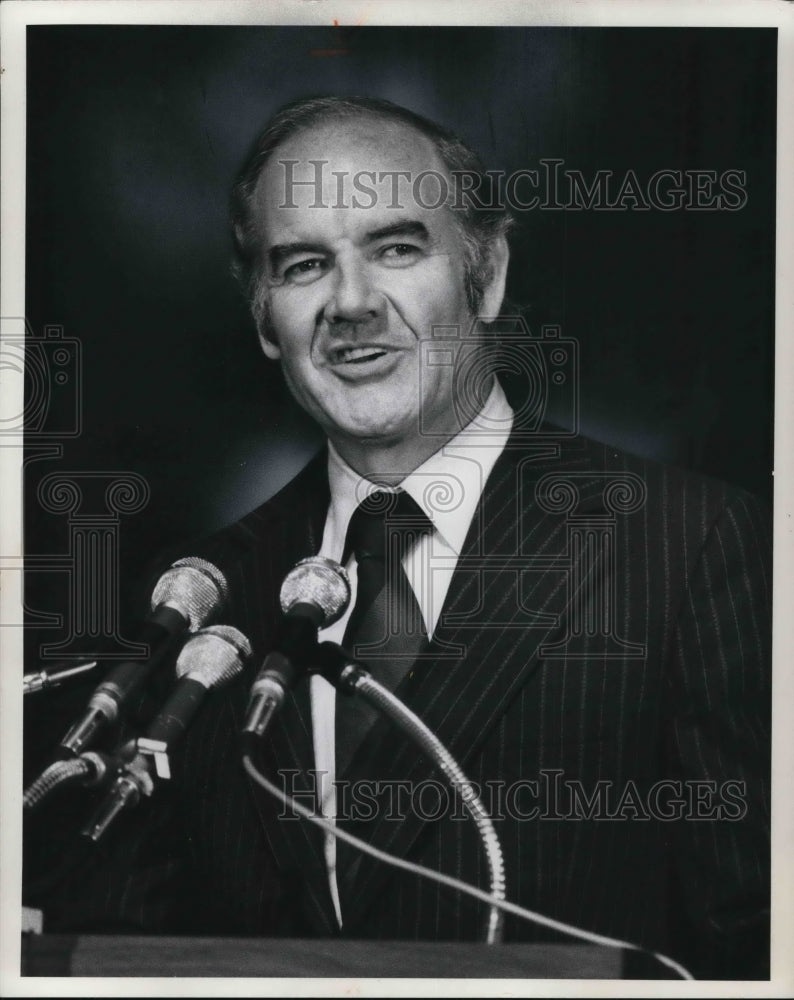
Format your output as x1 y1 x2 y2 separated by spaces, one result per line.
229 98 519 928
35 96 771 980
232 102 510 479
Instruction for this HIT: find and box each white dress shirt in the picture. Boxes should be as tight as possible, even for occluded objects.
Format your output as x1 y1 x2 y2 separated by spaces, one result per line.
310 379 514 926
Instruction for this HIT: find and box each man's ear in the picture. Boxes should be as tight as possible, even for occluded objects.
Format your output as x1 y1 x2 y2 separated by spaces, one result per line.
258 327 281 361
478 234 510 320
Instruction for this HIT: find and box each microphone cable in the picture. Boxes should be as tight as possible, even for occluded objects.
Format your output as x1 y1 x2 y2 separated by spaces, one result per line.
23 751 120 810
240 753 694 980
320 650 506 946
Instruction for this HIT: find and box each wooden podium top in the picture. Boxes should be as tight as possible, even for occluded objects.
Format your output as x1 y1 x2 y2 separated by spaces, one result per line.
22 934 628 979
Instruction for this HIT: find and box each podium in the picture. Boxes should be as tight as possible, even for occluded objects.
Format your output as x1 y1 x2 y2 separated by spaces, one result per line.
20 935 653 978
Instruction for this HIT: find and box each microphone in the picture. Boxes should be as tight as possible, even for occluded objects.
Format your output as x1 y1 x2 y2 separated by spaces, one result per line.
59 557 229 755
83 624 251 842
24 660 99 695
242 556 350 738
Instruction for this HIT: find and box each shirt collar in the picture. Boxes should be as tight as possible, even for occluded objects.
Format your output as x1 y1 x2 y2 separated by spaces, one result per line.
325 379 514 559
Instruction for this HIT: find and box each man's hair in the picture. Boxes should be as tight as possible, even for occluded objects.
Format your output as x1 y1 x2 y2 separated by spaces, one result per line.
230 95 513 338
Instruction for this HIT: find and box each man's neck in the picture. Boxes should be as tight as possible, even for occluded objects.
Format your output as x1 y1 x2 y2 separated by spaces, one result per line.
329 432 452 486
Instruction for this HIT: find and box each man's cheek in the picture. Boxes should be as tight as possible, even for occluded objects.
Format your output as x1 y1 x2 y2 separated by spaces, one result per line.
269 289 319 334
380 269 447 312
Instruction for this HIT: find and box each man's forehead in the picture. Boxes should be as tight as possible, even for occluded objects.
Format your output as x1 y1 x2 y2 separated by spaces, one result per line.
252 118 452 227
266 116 444 177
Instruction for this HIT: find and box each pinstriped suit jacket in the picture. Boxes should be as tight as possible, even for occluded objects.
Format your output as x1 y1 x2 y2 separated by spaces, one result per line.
39 427 771 978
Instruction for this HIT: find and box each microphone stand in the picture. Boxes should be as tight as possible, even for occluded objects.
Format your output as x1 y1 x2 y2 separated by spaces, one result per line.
316 642 507 946
22 750 129 905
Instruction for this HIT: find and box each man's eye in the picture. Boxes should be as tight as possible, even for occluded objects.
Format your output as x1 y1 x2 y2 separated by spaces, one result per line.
379 243 421 265
282 258 327 284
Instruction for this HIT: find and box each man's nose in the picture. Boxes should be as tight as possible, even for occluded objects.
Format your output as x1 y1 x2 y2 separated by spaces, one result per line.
323 259 383 326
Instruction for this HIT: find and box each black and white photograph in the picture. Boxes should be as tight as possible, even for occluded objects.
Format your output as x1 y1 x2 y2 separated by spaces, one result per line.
1 1 792 994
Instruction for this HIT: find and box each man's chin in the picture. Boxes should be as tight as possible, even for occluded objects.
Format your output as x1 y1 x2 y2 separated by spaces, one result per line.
331 420 416 448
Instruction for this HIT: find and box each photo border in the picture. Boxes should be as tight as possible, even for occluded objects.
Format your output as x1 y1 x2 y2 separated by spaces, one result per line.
2 2 792 997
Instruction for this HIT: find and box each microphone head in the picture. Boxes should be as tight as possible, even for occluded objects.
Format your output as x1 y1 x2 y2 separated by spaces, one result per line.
175 625 252 687
150 557 230 632
279 556 351 628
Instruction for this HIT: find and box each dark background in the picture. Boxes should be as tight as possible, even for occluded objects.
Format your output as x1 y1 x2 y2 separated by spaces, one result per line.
22 26 775 768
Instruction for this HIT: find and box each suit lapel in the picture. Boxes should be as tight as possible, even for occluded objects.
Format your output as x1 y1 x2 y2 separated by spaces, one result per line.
236 448 340 934
339 434 609 929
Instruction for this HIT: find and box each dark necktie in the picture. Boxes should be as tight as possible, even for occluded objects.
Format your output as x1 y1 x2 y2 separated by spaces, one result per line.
334 489 433 916
335 489 433 779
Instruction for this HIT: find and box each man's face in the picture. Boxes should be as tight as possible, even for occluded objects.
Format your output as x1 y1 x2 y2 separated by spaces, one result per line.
250 118 506 469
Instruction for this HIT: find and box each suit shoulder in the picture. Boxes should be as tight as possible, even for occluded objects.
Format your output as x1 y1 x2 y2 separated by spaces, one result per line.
169 447 329 570
560 432 768 513
236 445 328 530
528 433 772 562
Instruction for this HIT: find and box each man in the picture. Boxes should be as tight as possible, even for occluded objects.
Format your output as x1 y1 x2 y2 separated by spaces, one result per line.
36 97 771 979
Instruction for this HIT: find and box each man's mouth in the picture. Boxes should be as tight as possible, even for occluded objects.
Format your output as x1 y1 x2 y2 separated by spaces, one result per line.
329 345 391 365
